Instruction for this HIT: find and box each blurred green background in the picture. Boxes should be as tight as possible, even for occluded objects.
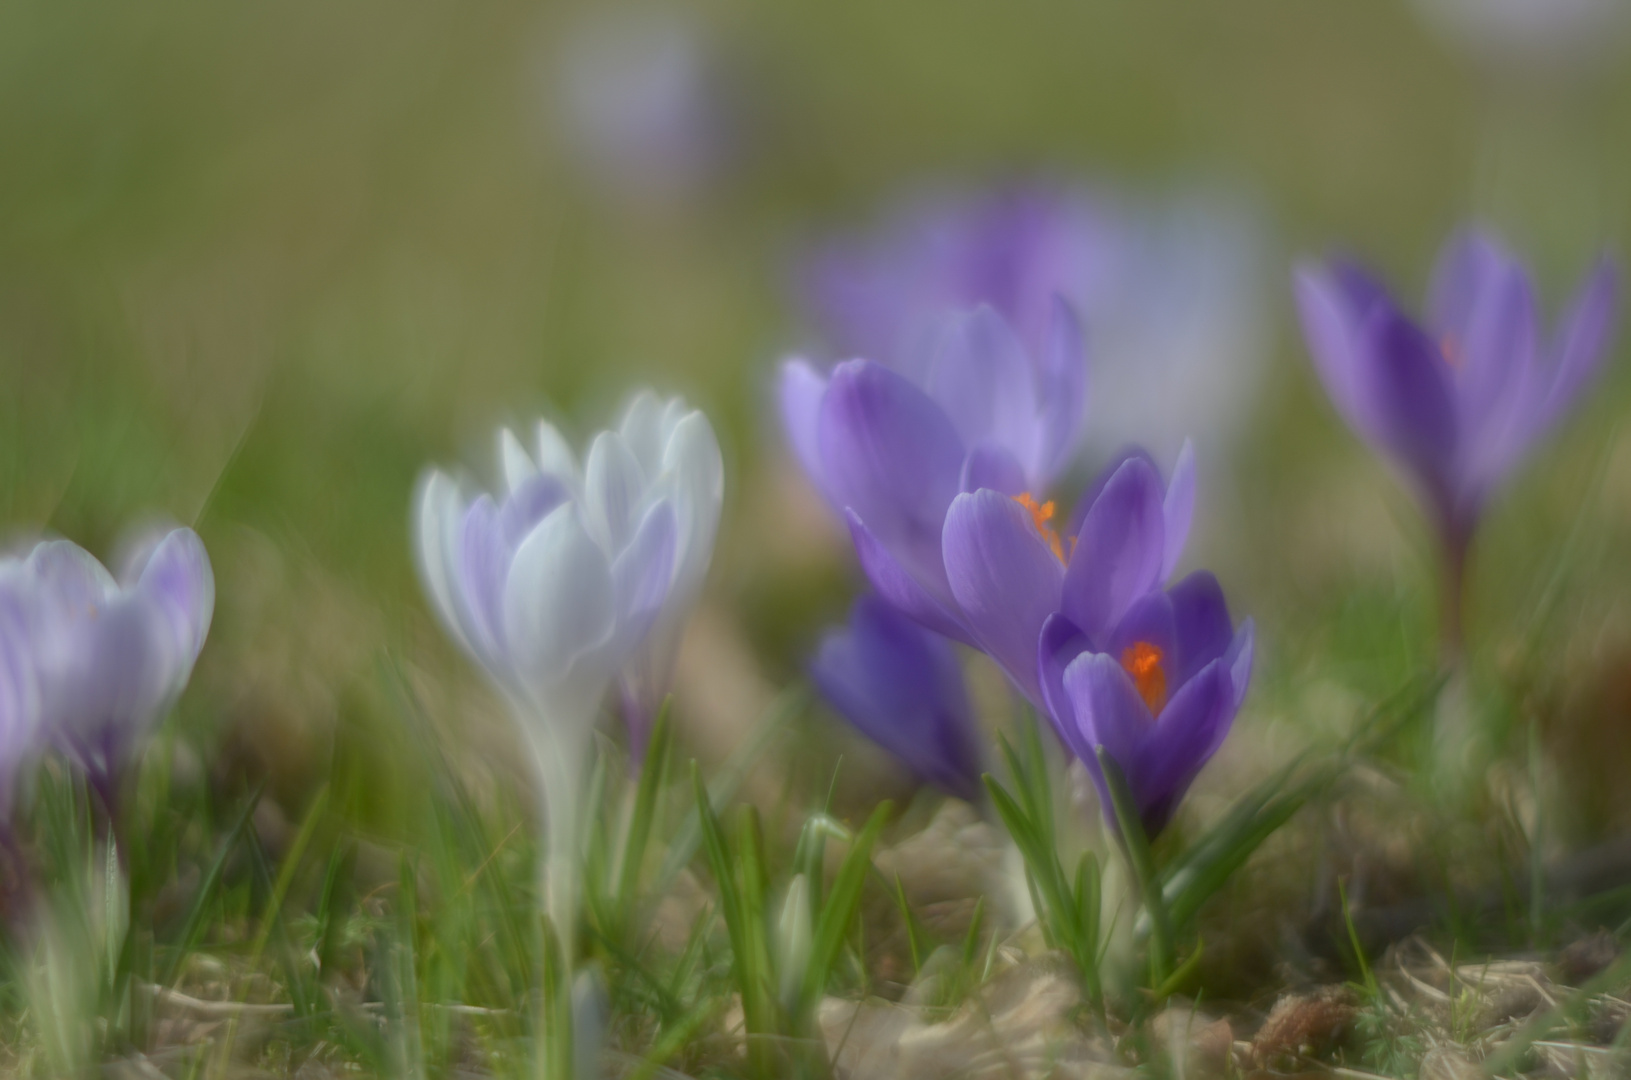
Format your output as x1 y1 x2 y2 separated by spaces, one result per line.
3 0 1630 840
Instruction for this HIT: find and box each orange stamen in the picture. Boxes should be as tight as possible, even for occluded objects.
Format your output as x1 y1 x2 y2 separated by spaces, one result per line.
1013 492 1067 563
1440 334 1463 369
1119 641 1168 715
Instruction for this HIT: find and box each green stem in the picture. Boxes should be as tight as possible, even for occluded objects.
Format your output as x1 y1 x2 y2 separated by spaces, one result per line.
1096 749 1174 988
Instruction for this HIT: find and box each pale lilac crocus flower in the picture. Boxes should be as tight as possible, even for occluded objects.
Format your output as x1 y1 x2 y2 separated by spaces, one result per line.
808 593 982 801
1296 228 1617 647
0 529 214 822
415 395 717 936
0 574 40 852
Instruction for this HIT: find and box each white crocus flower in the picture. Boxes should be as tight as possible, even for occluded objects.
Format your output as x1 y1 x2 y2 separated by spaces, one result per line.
413 392 718 939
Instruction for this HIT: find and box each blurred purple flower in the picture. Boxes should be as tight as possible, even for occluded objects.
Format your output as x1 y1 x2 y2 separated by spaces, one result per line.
0 529 214 812
1296 229 1617 640
552 6 736 208
1038 568 1253 838
799 182 1266 463
809 594 982 800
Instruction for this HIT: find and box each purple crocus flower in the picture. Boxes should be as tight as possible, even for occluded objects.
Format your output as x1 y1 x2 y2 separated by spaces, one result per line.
809 594 982 801
1038 571 1253 838
1296 229 1617 644
1 528 214 814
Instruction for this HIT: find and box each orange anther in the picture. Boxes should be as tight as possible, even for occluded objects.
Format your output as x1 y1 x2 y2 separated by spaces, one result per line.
1119 641 1168 715
1013 492 1067 563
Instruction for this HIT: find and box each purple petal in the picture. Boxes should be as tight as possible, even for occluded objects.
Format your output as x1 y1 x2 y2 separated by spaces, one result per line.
1453 257 1538 486
1358 302 1459 501
1161 439 1195 580
845 511 974 647
1060 651 1152 797
1167 570 1234 686
810 595 981 799
1538 257 1619 434
1294 264 1393 446
1061 456 1165 644
131 528 215 670
924 306 1041 480
1034 295 1088 483
818 360 966 590
1133 661 1232 834
1037 613 1091 762
1428 228 1508 341
942 490 1066 705
611 499 678 653
456 496 511 661
1066 446 1160 539
1224 618 1255 711
778 358 831 493
959 441 1028 496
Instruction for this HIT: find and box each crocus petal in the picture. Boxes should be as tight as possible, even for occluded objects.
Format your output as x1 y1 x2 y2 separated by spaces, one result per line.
1538 257 1619 434
535 419 580 482
1358 303 1460 499
1060 651 1152 789
131 528 215 669
1034 295 1088 483
501 428 541 495
845 511 974 647
959 441 1028 496
502 505 616 689
1224 618 1255 711
584 430 648 552
1037 613 1092 759
414 471 474 654
617 389 669 475
456 495 511 662
1167 570 1234 686
942 490 1065 704
809 595 981 799
778 358 831 491
1062 456 1165 643
1133 662 1233 833
818 360 966 588
1161 439 1195 580
610 500 678 655
924 305 1042 481
660 409 725 594
498 475 573 550
1454 258 1538 488
1428 228 1507 341
1294 264 1393 445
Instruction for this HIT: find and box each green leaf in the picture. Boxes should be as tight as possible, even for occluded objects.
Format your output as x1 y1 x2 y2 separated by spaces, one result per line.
795 801 890 1025
616 698 673 923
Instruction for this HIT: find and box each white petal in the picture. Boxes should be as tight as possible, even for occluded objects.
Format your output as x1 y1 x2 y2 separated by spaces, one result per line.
413 470 474 654
660 409 724 600
610 499 677 655
617 389 668 475
584 430 648 551
500 428 540 495
535 419 581 482
502 505 616 690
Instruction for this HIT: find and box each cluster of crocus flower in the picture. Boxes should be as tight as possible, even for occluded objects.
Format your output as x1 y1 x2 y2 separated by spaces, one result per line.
414 391 722 934
1296 229 1618 649
784 182 1259 837
0 528 214 836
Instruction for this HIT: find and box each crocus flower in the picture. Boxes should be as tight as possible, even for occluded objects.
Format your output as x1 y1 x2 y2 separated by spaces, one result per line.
552 6 736 208
1039 570 1253 839
799 181 1266 462
415 401 688 932
808 593 982 800
1296 229 1617 644
0 529 214 819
